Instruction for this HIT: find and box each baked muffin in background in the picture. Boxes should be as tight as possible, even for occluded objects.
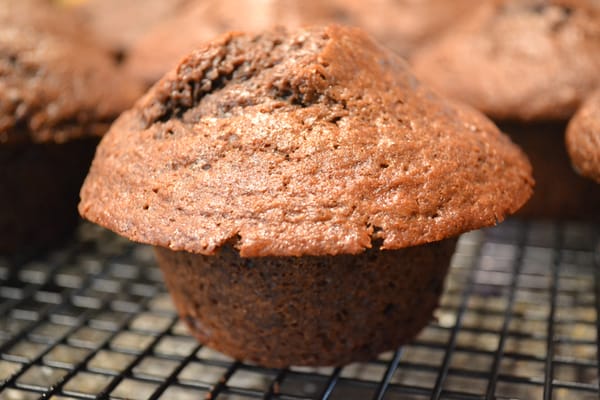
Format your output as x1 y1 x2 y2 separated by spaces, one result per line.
126 0 477 86
80 25 533 367
2 0 86 39
567 90 600 183
411 0 600 122
411 0 600 219
70 0 190 62
0 0 143 255
337 0 478 59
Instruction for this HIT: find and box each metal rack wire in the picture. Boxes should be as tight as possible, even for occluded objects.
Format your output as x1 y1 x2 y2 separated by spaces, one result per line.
0 220 598 400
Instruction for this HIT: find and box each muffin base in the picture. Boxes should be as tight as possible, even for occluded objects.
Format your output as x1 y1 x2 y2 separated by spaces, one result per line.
155 238 457 368
501 122 600 220
0 137 99 255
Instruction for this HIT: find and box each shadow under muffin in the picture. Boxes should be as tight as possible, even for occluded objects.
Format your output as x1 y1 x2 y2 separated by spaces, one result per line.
499 122 600 220
0 138 99 254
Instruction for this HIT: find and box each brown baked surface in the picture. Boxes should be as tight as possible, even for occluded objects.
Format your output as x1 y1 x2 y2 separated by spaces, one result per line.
156 238 456 367
0 0 143 144
567 90 600 183
411 0 600 122
126 0 476 85
80 25 533 257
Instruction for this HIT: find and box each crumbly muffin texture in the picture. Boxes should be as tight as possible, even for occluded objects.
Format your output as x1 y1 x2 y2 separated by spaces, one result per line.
411 0 600 122
567 91 600 183
80 25 533 257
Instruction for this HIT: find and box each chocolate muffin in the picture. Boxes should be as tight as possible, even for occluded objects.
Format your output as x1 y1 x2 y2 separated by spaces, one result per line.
0 0 143 254
411 0 600 219
567 90 600 183
126 0 476 86
80 25 533 367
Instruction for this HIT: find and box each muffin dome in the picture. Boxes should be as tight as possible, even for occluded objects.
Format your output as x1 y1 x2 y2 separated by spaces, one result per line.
80 25 533 257
567 90 600 183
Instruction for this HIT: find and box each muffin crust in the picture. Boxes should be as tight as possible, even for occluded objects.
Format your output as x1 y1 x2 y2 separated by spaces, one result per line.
80 25 533 257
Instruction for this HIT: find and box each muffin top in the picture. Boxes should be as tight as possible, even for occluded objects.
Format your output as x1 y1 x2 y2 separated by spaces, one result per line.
80 25 533 257
566 90 600 183
126 0 475 86
0 0 143 144
411 0 600 122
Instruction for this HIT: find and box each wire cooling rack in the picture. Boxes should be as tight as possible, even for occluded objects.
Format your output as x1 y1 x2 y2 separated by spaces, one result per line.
0 220 599 400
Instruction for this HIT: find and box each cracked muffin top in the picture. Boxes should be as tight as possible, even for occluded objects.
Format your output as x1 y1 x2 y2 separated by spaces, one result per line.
411 0 600 122
79 25 533 257
566 90 600 183
0 0 143 144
